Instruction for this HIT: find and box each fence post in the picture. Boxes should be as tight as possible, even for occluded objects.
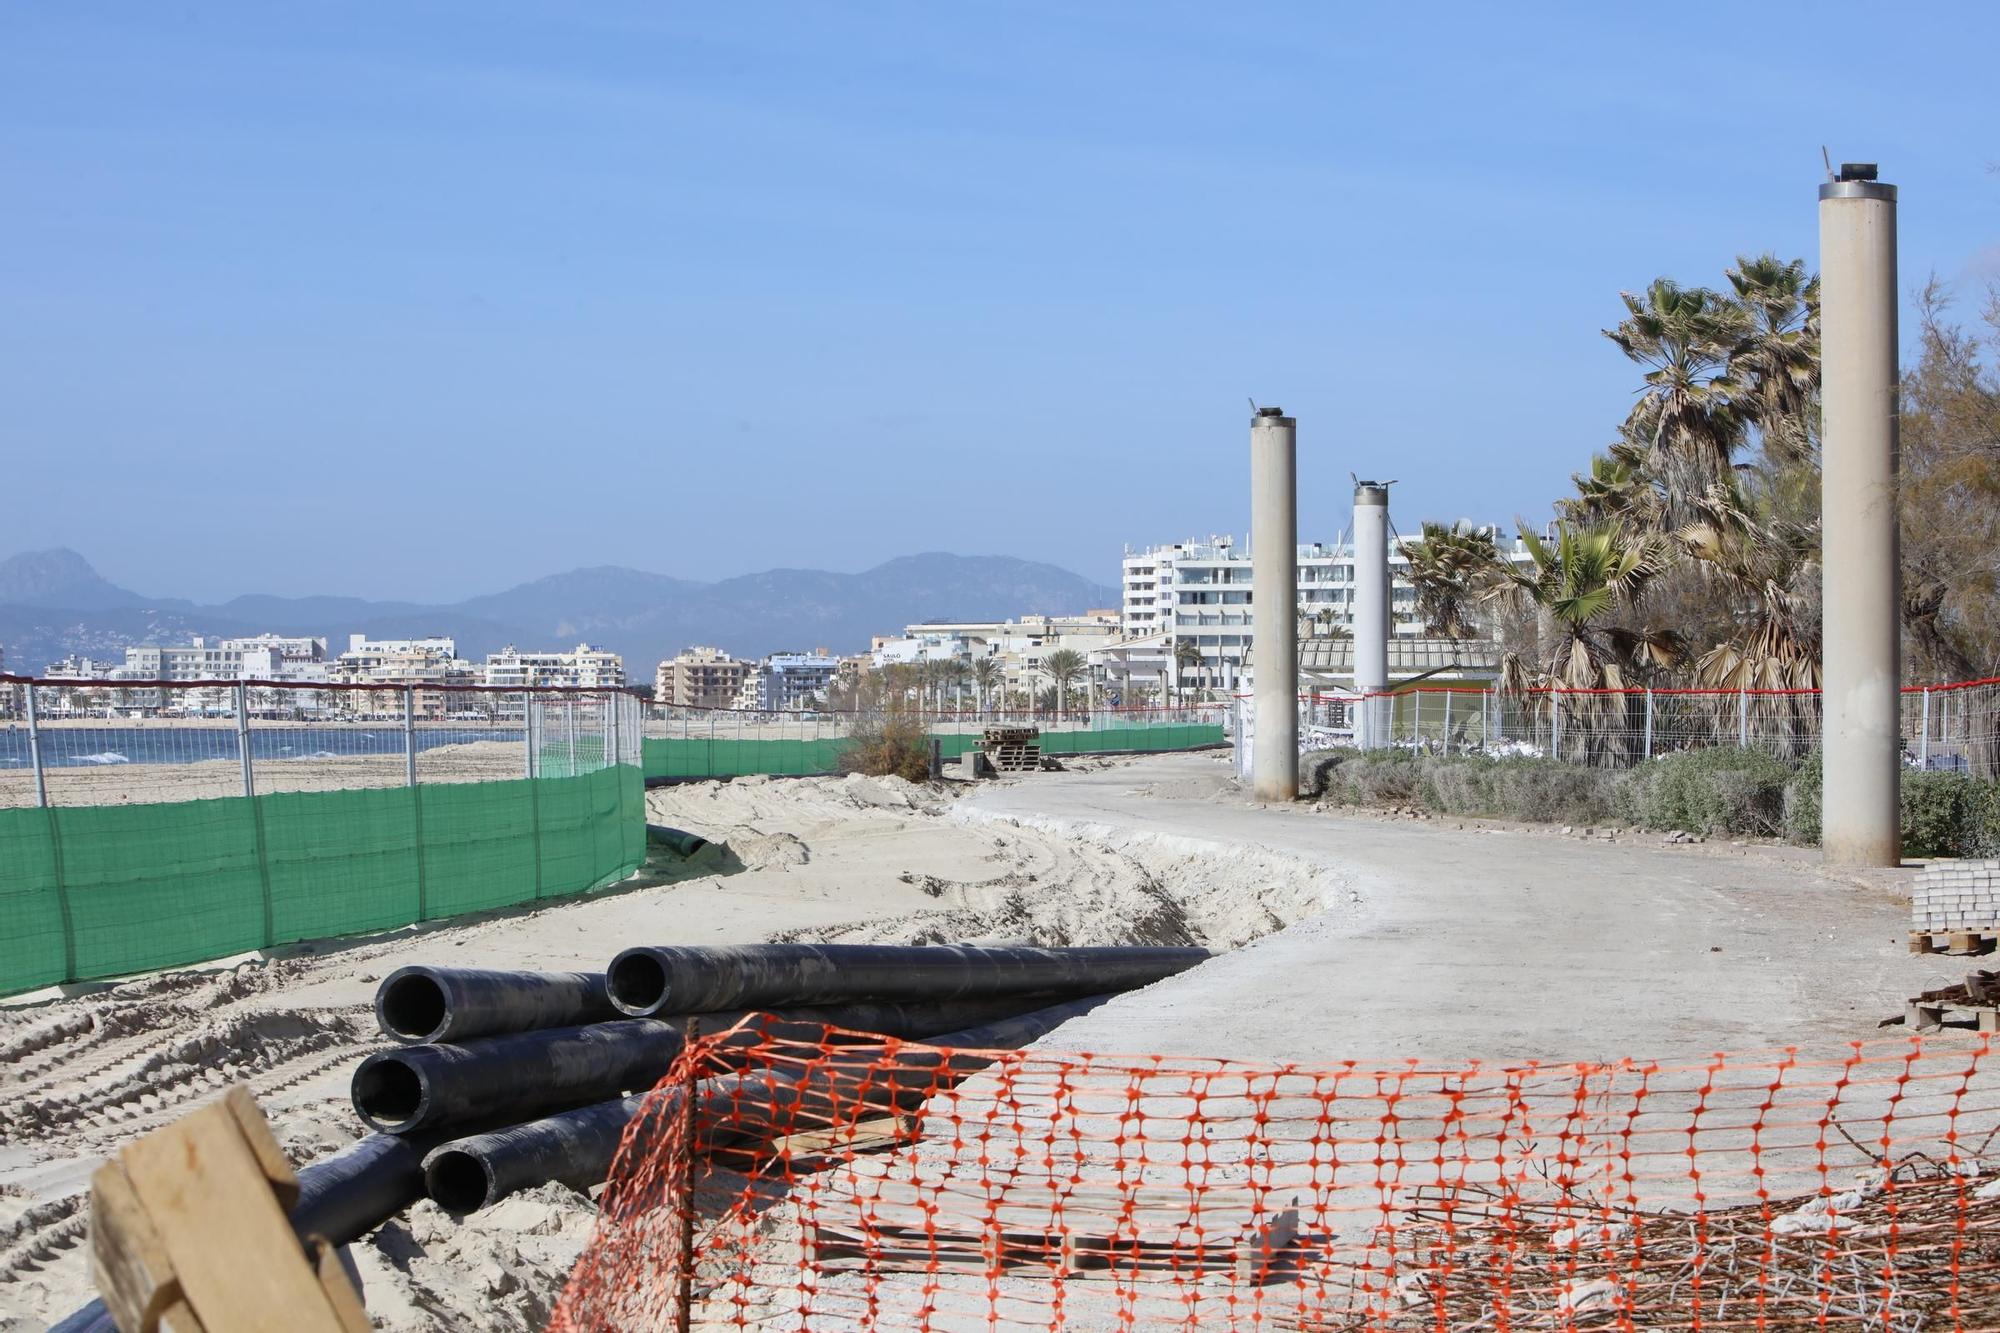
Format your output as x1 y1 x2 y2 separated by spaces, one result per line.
1551 693 1562 761
608 693 620 769
524 692 536 779
403 686 418 787
236 682 255 798
25 683 49 809
1442 689 1453 755
1918 688 1931 769
1644 688 1655 762
1737 688 1749 748
566 699 579 776
1486 684 1497 746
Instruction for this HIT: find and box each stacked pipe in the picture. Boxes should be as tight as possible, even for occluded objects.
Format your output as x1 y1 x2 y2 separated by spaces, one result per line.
54 945 1206 1333
370 946 1206 1215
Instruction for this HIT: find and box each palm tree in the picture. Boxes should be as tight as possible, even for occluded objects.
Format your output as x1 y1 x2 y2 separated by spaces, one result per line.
1485 523 1679 763
1675 481 1821 692
1725 253 1819 471
1558 440 1666 533
1172 638 1203 703
971 658 1001 717
1399 520 1500 640
1041 649 1086 721
1604 279 1747 521
936 658 970 714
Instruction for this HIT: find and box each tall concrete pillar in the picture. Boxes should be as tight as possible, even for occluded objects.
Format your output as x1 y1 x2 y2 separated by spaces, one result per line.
1819 165 1901 867
1352 482 1391 749
1250 407 1298 801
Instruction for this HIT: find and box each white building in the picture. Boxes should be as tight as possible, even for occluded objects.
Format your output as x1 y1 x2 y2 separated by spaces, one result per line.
869 612 1125 700
109 634 328 682
1123 533 1525 693
43 654 126 679
484 643 626 691
757 652 838 710
334 636 471 685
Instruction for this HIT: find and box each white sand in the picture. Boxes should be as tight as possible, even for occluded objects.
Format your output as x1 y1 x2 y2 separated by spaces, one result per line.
0 761 1333 1330
2 753 1971 1330
0 741 529 808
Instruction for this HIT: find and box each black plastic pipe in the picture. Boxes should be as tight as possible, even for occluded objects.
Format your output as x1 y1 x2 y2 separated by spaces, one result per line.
353 1016 693 1136
645 823 711 858
419 994 1104 1213
607 944 1209 1017
356 995 1063 1138
373 965 617 1044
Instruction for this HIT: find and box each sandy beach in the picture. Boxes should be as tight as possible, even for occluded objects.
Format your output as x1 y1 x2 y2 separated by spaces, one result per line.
0 740 531 808
0 752 1968 1330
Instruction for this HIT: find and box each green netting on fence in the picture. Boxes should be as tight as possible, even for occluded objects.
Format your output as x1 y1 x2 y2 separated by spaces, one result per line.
0 766 645 997
642 737 853 779
1039 723 1227 755
640 724 1227 781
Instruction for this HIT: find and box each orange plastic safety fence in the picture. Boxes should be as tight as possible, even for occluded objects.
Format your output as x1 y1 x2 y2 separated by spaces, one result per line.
552 1030 2000 1331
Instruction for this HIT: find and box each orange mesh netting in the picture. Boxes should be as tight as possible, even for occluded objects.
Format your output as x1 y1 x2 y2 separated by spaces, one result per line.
552 1027 2000 1331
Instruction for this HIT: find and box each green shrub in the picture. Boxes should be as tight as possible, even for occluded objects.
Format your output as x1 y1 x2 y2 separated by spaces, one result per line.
1616 746 1792 837
1297 741 2000 853
1898 771 2000 858
1492 761 1622 825
1301 749 1619 824
1329 752 1428 807
1782 750 1822 846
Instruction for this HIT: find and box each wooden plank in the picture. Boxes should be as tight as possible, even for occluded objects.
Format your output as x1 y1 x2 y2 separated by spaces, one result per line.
116 1090 355 1333
89 1159 204 1333
307 1238 372 1333
770 1113 915 1164
223 1089 300 1213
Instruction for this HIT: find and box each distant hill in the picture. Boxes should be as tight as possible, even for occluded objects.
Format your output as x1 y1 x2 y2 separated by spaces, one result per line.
0 548 1119 676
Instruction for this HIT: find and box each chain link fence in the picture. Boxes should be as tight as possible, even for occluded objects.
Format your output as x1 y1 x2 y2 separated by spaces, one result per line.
1261 679 2000 776
640 704 1231 780
0 675 644 996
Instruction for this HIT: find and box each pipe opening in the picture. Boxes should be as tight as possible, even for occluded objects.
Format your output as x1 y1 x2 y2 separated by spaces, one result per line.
424 1150 496 1215
353 1056 426 1129
608 950 668 1014
376 970 449 1042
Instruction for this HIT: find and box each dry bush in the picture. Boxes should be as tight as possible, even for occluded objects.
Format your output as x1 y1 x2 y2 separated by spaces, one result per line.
837 711 933 783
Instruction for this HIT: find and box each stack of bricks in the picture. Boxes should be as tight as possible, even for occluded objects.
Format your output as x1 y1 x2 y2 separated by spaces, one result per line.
1912 859 2000 933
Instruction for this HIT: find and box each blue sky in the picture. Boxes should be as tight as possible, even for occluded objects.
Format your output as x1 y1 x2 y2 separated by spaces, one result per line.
3 3 1995 603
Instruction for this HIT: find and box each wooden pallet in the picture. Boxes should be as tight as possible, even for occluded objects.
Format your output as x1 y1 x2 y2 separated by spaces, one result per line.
1908 928 1998 956
1905 970 2000 1034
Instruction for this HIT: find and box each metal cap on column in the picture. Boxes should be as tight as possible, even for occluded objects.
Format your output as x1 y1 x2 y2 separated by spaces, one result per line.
1818 163 1900 867
1250 406 1298 801
1351 481 1391 749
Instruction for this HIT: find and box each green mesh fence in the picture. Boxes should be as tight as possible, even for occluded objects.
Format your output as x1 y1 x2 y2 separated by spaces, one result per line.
640 723 1227 781
0 766 644 997
1038 723 1226 755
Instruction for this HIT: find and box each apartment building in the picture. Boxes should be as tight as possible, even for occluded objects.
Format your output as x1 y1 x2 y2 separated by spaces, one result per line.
334 636 471 685
116 634 328 682
756 652 838 710
872 612 1122 671
653 646 752 709
483 643 625 690
1123 533 1524 692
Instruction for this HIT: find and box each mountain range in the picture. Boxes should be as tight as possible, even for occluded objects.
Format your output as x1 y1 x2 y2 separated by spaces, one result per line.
0 548 1121 677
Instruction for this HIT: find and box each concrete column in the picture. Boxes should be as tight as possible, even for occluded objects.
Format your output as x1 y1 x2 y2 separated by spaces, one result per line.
1819 166 1901 867
1250 407 1298 801
1352 482 1391 748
